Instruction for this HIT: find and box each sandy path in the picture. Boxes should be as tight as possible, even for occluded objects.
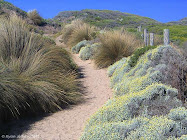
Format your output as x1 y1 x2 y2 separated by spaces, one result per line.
8 36 112 140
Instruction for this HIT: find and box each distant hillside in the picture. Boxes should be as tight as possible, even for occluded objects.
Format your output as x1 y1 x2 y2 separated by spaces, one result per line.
0 0 61 34
168 17 187 25
1 1 186 46
54 9 187 46
0 0 27 17
54 9 161 28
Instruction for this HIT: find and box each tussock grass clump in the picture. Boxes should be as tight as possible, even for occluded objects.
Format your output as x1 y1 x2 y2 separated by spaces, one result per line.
0 15 81 121
61 19 84 44
94 30 144 68
62 19 97 47
68 23 97 47
27 9 45 26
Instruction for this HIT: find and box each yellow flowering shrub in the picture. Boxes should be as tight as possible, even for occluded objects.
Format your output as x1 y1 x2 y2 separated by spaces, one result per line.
126 116 175 140
81 46 187 140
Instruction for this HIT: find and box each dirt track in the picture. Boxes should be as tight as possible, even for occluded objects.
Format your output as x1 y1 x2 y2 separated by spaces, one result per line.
7 36 112 140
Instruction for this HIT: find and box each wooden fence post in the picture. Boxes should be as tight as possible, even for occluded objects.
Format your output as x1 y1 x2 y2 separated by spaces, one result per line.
147 32 149 46
137 25 142 32
164 29 169 46
144 29 148 46
150 33 154 46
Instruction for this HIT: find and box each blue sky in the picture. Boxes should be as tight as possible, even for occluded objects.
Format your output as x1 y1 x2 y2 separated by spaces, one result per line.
6 0 187 23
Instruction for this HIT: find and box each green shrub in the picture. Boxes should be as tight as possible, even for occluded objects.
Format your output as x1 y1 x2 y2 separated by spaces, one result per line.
0 15 81 121
27 9 45 26
71 40 90 54
107 57 127 77
94 29 143 68
128 45 157 67
81 117 149 140
79 43 100 60
27 24 44 35
168 107 187 121
110 46 186 96
81 84 185 139
43 36 56 46
126 116 176 140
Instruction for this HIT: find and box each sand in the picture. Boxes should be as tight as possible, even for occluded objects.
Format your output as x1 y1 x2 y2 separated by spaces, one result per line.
7 36 112 140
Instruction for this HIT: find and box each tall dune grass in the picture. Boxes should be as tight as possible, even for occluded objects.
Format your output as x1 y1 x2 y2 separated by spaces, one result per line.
62 19 97 47
0 15 81 121
61 19 84 44
95 30 144 68
27 9 44 26
68 23 97 47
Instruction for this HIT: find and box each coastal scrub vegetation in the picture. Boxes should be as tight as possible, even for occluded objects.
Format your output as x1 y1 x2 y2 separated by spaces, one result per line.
0 15 81 121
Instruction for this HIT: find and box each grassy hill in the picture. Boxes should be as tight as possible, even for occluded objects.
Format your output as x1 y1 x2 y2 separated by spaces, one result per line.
1 0 186 46
0 0 62 34
168 17 187 25
54 9 187 46
146 24 187 46
0 0 27 17
125 24 187 46
54 9 160 28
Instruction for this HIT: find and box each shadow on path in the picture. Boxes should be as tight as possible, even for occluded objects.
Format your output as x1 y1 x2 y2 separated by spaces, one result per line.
0 65 86 139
